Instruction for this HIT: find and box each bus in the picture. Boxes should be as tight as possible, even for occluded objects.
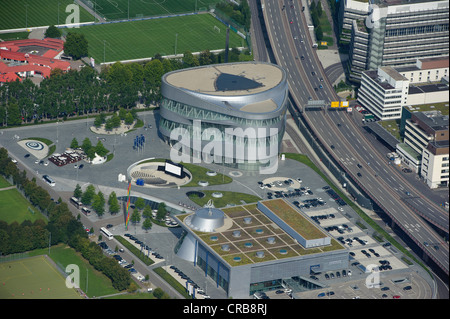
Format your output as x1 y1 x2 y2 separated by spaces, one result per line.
81 207 91 216
70 196 82 209
42 175 55 187
100 227 113 240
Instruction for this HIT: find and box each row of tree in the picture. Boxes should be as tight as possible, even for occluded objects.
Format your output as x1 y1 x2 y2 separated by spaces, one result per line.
0 47 250 128
70 137 109 161
0 147 131 291
310 0 324 41
216 0 251 31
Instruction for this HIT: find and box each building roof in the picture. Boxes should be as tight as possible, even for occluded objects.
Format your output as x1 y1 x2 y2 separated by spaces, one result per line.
412 111 449 132
0 38 70 83
0 72 21 83
164 62 284 97
419 57 449 70
175 199 344 267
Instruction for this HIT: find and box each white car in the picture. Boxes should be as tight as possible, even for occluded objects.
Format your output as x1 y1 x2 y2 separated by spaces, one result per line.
35 159 39 164
44 161 49 166
11 159 17 164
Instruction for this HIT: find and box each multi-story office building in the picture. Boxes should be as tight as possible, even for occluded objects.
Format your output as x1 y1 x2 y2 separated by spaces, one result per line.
421 140 449 188
397 111 449 186
358 57 449 120
342 0 449 81
358 66 410 120
159 62 288 172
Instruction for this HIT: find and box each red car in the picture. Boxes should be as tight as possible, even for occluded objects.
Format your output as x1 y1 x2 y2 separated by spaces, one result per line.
290 20 293 24
393 295 401 299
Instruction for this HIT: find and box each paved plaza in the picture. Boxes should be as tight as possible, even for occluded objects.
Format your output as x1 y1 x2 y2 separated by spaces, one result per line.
0 110 434 299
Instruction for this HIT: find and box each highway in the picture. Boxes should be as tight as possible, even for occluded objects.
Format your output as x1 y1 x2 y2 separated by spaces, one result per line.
255 0 449 277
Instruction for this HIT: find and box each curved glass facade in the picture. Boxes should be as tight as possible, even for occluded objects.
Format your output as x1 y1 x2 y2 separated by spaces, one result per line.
159 62 289 171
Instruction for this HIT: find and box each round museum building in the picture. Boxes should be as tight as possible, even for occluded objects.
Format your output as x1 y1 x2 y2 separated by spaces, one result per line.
159 61 289 171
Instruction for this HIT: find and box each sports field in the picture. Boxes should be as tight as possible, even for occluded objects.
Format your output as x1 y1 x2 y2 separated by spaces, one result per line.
0 187 46 224
0 0 93 30
81 0 221 21
68 13 245 63
0 255 81 299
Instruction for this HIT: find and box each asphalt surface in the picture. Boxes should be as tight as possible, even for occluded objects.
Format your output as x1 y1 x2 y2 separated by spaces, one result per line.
260 0 449 276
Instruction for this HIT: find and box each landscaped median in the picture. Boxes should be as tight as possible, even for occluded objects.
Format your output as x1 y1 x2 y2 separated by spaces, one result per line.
114 236 154 266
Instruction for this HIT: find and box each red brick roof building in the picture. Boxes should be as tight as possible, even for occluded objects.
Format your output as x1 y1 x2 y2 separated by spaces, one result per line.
0 38 70 84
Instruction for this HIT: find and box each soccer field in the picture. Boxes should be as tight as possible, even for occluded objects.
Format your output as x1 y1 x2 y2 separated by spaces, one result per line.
81 0 221 21
0 255 81 299
0 0 93 30
68 13 245 63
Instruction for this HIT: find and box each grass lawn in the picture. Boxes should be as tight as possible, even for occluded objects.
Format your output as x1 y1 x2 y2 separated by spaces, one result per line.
182 162 232 187
0 31 30 41
0 175 11 189
0 0 93 30
0 255 81 299
66 14 245 62
92 0 221 20
187 190 260 208
0 188 46 224
46 244 118 298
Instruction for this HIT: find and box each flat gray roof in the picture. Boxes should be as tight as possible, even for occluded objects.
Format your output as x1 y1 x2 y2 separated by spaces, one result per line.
164 62 284 97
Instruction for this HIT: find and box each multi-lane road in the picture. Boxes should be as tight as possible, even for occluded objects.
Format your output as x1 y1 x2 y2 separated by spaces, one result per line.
253 0 448 277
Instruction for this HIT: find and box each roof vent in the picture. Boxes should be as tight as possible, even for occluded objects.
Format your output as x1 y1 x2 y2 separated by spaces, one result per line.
267 237 276 244
256 251 265 258
243 217 252 224
221 244 230 251
232 230 241 238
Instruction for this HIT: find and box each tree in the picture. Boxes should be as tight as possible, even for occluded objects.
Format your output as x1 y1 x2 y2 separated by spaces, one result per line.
315 25 324 41
130 209 141 225
199 50 213 66
94 140 108 157
45 25 61 39
81 137 92 153
134 197 145 211
142 205 152 219
64 32 88 60
74 184 82 199
107 62 132 86
108 192 120 214
142 218 152 232
92 191 105 217
6 103 22 126
182 51 199 67
317 1 323 17
156 202 167 221
70 138 79 149
124 112 134 125
81 184 96 206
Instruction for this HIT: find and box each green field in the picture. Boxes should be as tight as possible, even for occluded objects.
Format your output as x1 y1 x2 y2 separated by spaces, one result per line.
0 255 81 299
0 175 11 188
82 0 221 20
67 13 245 63
0 188 46 224
0 0 93 30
